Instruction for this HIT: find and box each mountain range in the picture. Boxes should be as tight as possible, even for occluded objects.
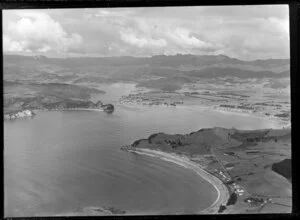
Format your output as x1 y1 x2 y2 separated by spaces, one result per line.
3 54 290 92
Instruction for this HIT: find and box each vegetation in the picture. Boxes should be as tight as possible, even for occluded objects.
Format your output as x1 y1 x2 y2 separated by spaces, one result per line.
137 78 182 92
102 104 115 113
274 113 290 118
148 133 158 144
3 80 114 114
272 159 291 182
226 193 238 206
104 207 126 215
217 205 227 213
132 139 147 147
220 104 236 108
128 127 291 213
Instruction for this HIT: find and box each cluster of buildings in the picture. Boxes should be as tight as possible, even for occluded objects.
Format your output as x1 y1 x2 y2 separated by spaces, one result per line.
119 93 184 106
210 166 245 198
215 104 258 114
244 197 269 207
231 183 245 196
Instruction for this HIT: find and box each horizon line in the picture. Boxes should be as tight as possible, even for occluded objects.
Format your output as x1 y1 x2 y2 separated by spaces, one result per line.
3 52 290 62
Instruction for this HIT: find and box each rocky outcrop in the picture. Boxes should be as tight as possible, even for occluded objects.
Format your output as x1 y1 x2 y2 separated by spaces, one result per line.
101 104 114 113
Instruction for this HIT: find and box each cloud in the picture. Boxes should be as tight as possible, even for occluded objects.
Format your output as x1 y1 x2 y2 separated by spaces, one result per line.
116 17 222 56
4 11 82 53
94 9 136 18
120 29 167 49
3 6 290 60
3 35 29 52
167 28 221 51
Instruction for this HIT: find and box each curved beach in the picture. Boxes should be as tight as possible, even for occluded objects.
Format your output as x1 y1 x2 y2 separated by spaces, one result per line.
126 148 230 214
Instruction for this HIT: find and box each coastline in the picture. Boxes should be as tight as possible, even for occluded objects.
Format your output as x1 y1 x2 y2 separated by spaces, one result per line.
209 108 290 128
125 148 230 214
118 101 289 128
4 108 107 120
46 108 104 112
179 105 289 128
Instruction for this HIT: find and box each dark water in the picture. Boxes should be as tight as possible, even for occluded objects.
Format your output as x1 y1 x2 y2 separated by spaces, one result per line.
4 104 284 217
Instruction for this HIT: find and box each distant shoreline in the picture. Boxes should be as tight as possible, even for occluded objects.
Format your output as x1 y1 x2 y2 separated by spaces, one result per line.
209 108 290 128
118 102 289 128
4 107 110 120
124 148 230 214
42 108 104 112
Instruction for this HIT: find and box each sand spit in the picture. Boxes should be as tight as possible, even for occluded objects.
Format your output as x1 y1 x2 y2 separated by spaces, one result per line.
126 148 230 214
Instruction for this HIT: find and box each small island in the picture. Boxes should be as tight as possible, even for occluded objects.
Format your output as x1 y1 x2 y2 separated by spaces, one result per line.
122 127 291 214
101 104 115 114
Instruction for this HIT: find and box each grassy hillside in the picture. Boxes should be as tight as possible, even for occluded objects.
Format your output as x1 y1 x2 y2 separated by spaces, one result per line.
125 127 291 213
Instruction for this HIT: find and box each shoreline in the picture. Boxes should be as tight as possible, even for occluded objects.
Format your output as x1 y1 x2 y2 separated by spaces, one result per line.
125 148 230 214
209 108 290 128
118 102 289 128
4 108 106 120
42 108 104 112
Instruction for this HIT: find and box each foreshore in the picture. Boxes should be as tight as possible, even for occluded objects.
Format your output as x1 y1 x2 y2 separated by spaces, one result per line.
125 148 230 214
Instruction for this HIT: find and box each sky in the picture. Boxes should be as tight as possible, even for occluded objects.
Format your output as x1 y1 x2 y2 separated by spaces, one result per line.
3 5 290 60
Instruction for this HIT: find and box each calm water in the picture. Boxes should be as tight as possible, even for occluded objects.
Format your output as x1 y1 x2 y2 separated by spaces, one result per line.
4 85 285 217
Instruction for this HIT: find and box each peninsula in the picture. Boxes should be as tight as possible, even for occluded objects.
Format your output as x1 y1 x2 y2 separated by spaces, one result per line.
4 100 114 120
4 81 114 120
122 127 291 214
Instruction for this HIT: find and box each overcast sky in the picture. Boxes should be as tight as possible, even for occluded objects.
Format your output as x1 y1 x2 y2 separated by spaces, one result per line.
3 5 289 60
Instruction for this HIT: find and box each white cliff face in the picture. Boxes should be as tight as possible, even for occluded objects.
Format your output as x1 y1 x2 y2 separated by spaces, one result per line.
4 110 35 120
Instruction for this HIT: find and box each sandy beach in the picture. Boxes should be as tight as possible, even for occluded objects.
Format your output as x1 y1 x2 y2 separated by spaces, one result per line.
34 108 105 113
126 148 230 214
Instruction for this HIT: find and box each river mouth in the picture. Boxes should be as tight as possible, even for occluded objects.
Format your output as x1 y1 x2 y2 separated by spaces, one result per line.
4 105 285 217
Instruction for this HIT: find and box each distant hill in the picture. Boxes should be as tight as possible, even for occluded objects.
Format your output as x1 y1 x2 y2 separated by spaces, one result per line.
3 54 290 85
4 54 290 69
